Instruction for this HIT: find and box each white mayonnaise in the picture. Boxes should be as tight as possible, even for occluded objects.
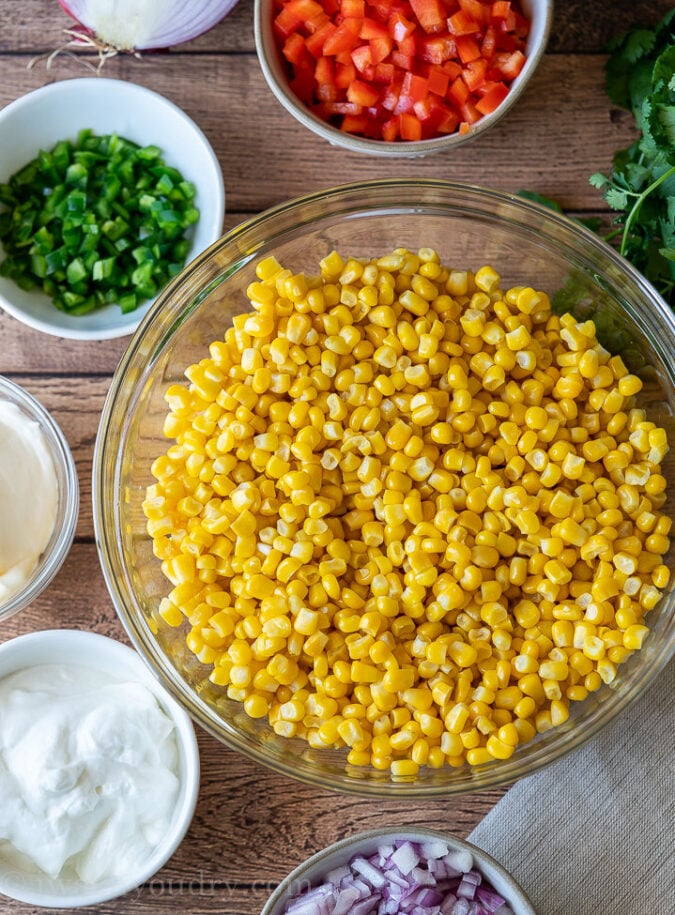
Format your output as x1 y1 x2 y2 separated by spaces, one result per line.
0 400 58 605
0 664 180 884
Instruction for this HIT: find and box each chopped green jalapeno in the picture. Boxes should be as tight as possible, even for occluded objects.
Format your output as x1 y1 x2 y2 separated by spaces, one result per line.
0 131 200 315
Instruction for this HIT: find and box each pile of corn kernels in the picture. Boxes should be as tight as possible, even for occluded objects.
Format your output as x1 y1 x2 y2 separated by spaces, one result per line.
143 247 671 775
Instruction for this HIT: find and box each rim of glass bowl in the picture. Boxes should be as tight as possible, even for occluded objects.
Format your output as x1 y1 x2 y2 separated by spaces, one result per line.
0 375 79 622
93 179 675 797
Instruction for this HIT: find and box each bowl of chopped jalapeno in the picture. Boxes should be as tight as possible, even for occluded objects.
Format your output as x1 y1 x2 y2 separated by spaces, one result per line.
0 78 225 340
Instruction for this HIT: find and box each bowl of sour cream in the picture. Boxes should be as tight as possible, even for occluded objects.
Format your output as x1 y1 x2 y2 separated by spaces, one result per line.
0 375 79 621
0 629 200 907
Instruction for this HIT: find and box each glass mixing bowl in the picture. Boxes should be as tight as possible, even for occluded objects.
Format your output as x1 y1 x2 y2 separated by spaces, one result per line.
93 179 675 797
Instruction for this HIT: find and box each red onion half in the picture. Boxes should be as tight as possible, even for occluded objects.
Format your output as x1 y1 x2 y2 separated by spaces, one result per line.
57 0 240 52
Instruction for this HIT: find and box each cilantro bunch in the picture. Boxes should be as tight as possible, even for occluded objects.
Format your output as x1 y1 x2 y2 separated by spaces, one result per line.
590 10 675 306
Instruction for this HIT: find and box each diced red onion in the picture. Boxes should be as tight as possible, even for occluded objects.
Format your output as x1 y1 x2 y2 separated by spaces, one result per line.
476 887 510 912
280 839 516 915
409 865 436 888
352 857 388 889
57 0 239 52
458 871 482 899
420 841 452 860
390 841 421 876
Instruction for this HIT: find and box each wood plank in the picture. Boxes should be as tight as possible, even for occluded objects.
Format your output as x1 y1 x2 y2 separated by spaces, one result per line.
2 0 673 54
546 0 674 53
0 54 639 214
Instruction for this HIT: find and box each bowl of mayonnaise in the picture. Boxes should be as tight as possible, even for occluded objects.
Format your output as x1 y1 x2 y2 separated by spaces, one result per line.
0 629 200 907
0 375 79 621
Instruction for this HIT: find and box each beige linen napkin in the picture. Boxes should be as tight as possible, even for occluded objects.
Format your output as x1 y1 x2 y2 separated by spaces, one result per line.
468 659 675 915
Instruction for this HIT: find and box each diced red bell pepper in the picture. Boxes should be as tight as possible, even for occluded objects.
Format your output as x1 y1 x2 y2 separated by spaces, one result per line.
374 61 396 82
321 100 364 115
341 113 371 133
399 112 423 139
447 10 480 36
455 34 481 63
274 7 304 39
475 80 509 113
304 11 329 33
391 50 415 70
462 56 487 91
458 0 487 23
490 1 512 22
381 76 403 111
492 48 525 79
448 75 470 106
459 98 481 123
315 54 335 84
305 21 337 56
427 66 449 97
316 81 338 101
434 104 460 134
272 0 529 143
381 116 400 141
397 34 417 56
341 0 366 18
351 44 374 71
285 0 325 20
401 70 429 103
334 60 358 88
388 11 416 42
360 17 390 40
441 59 463 79
418 35 456 64
347 78 381 106
480 24 497 58
322 18 362 54
283 32 310 66
409 0 446 34
370 35 394 63
413 96 435 121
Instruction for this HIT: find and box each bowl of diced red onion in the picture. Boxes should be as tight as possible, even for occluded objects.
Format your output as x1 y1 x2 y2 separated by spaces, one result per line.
261 827 535 915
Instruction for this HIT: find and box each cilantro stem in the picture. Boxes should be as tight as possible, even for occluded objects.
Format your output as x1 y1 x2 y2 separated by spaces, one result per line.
620 165 675 257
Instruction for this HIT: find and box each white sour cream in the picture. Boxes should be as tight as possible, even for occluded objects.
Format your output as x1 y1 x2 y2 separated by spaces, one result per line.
0 664 180 884
0 400 58 605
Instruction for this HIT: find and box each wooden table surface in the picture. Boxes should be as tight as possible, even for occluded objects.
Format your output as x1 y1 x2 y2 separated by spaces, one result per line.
0 2 671 913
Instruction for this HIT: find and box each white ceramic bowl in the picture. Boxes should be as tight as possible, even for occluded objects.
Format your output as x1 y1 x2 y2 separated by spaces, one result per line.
254 0 553 157
0 375 79 622
0 77 224 340
0 629 200 908
261 827 536 914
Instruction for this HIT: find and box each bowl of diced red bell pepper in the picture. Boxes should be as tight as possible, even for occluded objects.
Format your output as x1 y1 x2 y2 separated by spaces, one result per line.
254 0 553 156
